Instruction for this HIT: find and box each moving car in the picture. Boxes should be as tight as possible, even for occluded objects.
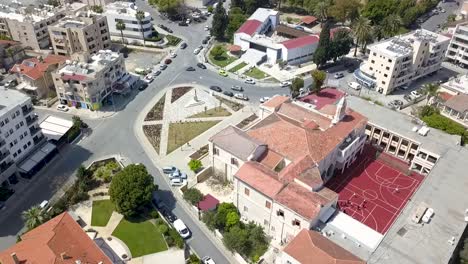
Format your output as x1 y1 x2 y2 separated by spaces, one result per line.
245 78 255 84
143 74 154 83
173 219 191 239
197 63 207 69
347 81 361 90
56 104 69 112
334 72 344 79
170 177 186 186
209 86 222 92
280 81 291 87
231 85 243 92
223 91 234 97
234 93 249 101
218 70 228 77
202 256 216 264
163 166 178 174
186 66 195 71
180 42 188 49
259 97 270 103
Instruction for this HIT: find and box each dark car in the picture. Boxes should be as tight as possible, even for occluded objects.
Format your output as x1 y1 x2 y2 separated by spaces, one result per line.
404 94 413 102
197 63 206 69
180 42 187 49
202 39 208 44
223 91 234 97
138 82 148 91
186 66 195 71
160 205 177 223
178 22 188 26
210 86 222 92
164 59 172 64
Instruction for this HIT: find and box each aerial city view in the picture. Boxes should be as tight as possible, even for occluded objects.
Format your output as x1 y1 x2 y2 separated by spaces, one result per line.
0 0 468 262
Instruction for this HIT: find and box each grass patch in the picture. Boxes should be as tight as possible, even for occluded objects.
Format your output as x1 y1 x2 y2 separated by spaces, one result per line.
145 93 166 121
209 47 237 68
143 124 162 155
167 121 220 154
91 200 114 227
166 35 182 46
245 67 268 79
214 95 244 111
188 107 231 118
228 62 248 73
112 218 168 257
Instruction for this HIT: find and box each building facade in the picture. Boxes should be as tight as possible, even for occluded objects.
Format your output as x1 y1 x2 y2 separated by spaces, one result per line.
48 12 111 56
104 1 153 45
355 29 450 94
52 50 136 110
446 21 468 69
0 40 25 73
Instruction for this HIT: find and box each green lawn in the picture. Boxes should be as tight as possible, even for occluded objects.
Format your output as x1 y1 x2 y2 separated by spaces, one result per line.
112 218 168 257
188 107 231 118
228 62 248 73
245 67 269 79
166 35 182 46
91 200 115 227
167 121 220 154
209 49 237 68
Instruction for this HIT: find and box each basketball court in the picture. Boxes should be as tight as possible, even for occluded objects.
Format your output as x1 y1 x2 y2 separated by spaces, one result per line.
326 146 424 234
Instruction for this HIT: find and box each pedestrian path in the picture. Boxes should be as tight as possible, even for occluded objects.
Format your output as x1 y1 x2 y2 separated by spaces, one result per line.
225 59 246 71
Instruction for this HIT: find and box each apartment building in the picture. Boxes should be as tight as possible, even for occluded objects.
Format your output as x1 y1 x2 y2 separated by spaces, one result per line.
52 50 136 110
10 54 69 99
355 29 450 95
446 21 468 68
0 88 45 185
104 1 153 45
209 95 368 243
48 12 111 56
0 40 25 73
0 3 87 50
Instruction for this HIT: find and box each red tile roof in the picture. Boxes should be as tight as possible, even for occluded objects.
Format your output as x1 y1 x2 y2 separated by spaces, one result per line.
10 55 68 80
300 88 345 110
198 194 219 211
235 162 284 199
301 16 317 25
236 19 262 36
282 35 319 49
438 91 454 102
262 95 290 109
284 229 366 264
0 212 112 264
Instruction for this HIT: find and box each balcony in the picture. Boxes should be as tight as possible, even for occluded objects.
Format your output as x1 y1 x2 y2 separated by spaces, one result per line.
21 105 33 116
26 115 38 126
33 135 45 145
0 150 10 161
0 140 5 148
29 126 40 136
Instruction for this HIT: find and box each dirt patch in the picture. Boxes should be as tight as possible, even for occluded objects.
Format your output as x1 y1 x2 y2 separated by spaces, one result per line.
206 174 234 197
143 124 162 154
236 114 258 129
171 86 193 103
145 94 166 121
214 95 244 111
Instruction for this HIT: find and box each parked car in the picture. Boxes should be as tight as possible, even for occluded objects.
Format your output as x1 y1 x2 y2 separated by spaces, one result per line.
197 63 207 69
170 170 187 179
170 52 177 58
234 93 249 101
186 66 196 71
210 86 222 92
393 100 403 106
164 59 172 64
39 200 49 209
170 177 186 186
404 94 413 101
400 84 410 90
204 25 210 31
193 48 201 55
138 82 148 91
388 101 400 109
294 25 304 31
223 91 234 97
231 85 243 91
173 219 191 239
180 42 188 49
334 72 344 79
422 207 434 223
0 201 4 210
218 69 228 77
56 104 69 112
202 256 216 264
5 79 17 88
160 64 168 70
347 82 361 90
163 166 178 174
245 78 255 84
178 22 188 26
202 39 208 44
185 18 191 24
411 90 422 97
158 24 173 33
280 81 291 87
152 70 161 76
160 205 177 223
259 97 270 103
143 74 154 83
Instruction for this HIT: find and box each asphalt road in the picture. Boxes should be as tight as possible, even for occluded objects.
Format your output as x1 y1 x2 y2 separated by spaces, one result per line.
0 1 284 262
420 0 462 32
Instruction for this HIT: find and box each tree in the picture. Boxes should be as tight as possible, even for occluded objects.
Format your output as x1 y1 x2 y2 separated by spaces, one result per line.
150 0 181 15
421 83 440 105
223 225 250 253
313 22 331 66
215 203 237 230
311 70 326 92
352 17 373 57
381 14 402 38
418 105 439 118
225 211 240 230
210 45 225 59
188 254 200 264
211 2 228 40
329 0 361 23
447 14 456 23
330 29 353 61
290 78 304 98
188 159 203 172
231 0 245 10
244 0 269 14
135 11 146 46
47 0 60 7
314 0 330 25
109 164 155 217
22 206 47 230
90 5 103 13
226 8 247 41
116 20 126 45
362 0 398 25
183 188 204 206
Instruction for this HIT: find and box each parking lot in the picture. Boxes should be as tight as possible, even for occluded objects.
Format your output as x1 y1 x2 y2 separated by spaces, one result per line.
124 49 167 73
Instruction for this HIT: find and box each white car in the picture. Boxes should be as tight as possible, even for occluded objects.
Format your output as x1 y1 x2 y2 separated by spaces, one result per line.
204 25 210 31
280 81 291 87
422 208 434 223
411 90 422 98
348 81 361 90
173 219 190 239
186 18 191 24
202 256 216 264
334 72 344 79
170 52 177 58
143 74 154 83
56 104 69 112
231 85 243 92
170 177 186 186
234 93 249 101
193 48 201 55
245 78 255 84
259 97 270 103
39 200 49 209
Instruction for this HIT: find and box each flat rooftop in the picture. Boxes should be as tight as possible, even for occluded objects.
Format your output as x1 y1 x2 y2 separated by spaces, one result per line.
104 1 150 18
58 50 120 79
0 88 29 116
346 96 461 155
441 74 468 94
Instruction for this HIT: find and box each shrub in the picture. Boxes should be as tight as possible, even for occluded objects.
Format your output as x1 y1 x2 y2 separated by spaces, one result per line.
210 45 225 59
207 6 214 12
158 224 168 235
183 188 204 206
188 159 203 172
150 210 160 219
155 218 165 226
286 16 292 23
188 254 200 264
168 228 184 249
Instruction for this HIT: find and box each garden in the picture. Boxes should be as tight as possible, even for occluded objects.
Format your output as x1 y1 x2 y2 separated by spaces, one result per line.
167 121 220 154
214 95 244 111
418 106 468 144
228 62 248 73
145 93 166 121
143 124 163 155
209 45 238 68
244 67 269 79
188 107 231 118
91 199 115 226
171 86 193 103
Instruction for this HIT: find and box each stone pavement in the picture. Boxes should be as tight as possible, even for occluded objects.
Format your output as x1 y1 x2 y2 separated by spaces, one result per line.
130 248 185 264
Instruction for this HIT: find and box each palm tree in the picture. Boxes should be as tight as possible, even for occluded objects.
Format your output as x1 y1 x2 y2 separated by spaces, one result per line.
422 83 440 105
381 14 402 38
352 17 373 57
135 10 146 46
116 20 126 46
314 1 330 26
22 206 46 230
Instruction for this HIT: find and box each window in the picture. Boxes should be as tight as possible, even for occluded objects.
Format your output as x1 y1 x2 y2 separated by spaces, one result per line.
24 131 27 136
388 59 392 63
13 139 17 145
277 209 284 217
244 187 250 196
20 121 24 126
265 201 271 209
243 206 248 212
0 121 3 127
17 149 22 154
9 142 13 147
213 147 219 155
231 158 238 166
264 219 269 226
5 118 9 124
292 219 301 227
27 141 31 146
386 66 390 70
371 60 375 64
15 124 19 129
20 135 23 140
384 74 388 77
13 153 17 158
23 144 27 150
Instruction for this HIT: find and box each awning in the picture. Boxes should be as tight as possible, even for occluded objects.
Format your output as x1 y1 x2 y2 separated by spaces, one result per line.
39 116 74 141
17 142 57 173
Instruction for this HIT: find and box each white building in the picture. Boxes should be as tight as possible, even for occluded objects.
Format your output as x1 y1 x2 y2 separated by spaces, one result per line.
446 21 468 69
0 89 46 185
104 1 153 45
233 8 319 65
355 29 450 95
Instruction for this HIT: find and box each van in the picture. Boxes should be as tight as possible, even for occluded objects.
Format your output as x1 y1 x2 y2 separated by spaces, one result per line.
347 82 361 90
173 219 190 238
